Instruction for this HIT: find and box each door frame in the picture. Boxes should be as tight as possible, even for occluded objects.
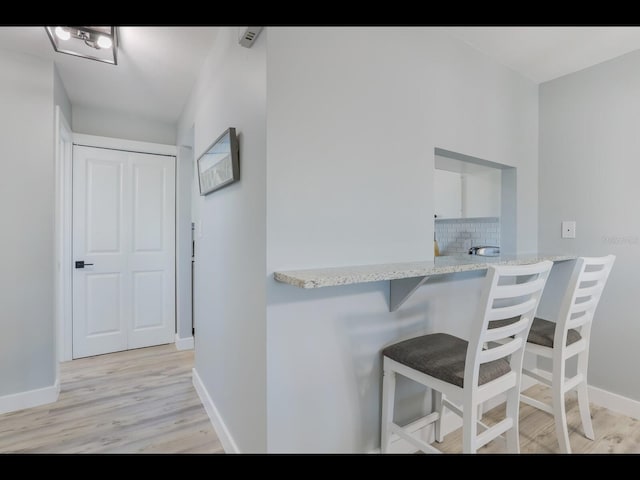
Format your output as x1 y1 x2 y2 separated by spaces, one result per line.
56 131 178 361
54 106 73 367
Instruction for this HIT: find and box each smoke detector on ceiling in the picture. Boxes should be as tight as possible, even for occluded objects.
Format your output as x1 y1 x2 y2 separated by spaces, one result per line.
239 27 263 48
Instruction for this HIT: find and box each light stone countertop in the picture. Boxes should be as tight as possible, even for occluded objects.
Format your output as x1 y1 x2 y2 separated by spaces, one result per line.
274 254 576 288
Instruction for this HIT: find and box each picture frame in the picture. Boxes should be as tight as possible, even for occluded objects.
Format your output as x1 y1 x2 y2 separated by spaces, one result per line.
197 127 239 196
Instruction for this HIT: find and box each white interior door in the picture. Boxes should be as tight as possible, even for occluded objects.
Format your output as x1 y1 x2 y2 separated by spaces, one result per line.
73 146 175 359
128 153 176 349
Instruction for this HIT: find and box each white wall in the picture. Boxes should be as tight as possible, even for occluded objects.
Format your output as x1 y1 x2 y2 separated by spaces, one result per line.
177 27 267 452
73 104 176 144
0 49 56 397
539 50 640 401
265 27 539 452
53 66 72 125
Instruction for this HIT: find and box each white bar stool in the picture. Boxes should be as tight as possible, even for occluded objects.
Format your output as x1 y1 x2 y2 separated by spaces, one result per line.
493 255 615 453
380 261 552 454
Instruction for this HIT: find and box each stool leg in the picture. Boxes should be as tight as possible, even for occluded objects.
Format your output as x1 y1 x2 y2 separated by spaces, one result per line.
381 367 396 453
462 398 477 454
434 390 445 443
505 386 520 453
552 363 571 453
576 350 594 440
576 381 594 440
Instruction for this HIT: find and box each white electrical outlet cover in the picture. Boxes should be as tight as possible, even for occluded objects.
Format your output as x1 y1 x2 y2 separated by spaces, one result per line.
562 221 576 239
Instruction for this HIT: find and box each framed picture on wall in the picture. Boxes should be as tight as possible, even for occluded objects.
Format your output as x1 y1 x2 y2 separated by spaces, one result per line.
197 127 239 195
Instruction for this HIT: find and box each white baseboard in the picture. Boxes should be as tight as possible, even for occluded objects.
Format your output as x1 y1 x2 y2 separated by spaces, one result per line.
526 368 640 421
192 368 238 453
0 381 60 415
587 385 640 420
369 375 538 453
175 334 194 351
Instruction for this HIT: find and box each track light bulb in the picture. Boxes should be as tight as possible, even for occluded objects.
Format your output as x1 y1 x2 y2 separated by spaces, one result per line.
55 27 70 41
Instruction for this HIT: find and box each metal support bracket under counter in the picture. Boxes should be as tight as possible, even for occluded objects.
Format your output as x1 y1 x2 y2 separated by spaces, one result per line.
273 254 577 312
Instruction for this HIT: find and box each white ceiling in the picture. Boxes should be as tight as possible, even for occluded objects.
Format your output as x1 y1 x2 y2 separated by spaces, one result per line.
0 26 219 124
442 27 640 83
2 27 640 126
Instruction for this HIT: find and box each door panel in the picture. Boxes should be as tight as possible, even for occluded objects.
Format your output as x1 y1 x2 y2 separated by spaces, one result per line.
87 160 123 253
73 146 175 358
133 164 165 252
128 153 175 349
73 147 129 358
133 271 164 329
86 273 122 335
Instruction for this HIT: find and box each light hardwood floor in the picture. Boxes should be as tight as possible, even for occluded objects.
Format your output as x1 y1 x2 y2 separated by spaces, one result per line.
437 384 640 454
1 345 638 453
0 344 223 453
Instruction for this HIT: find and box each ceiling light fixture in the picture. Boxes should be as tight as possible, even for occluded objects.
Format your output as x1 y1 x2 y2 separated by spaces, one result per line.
96 35 112 49
54 26 70 41
45 26 118 65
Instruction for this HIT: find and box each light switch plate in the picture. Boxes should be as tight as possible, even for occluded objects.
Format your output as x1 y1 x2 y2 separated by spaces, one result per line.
562 221 576 239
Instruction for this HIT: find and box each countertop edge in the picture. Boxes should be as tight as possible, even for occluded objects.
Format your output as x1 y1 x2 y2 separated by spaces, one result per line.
273 255 576 289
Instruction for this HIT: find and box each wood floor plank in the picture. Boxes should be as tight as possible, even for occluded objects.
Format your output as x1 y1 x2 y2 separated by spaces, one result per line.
0 345 223 454
2 344 638 453
436 384 640 453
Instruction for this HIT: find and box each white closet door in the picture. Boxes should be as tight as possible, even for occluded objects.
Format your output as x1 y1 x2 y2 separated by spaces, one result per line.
127 153 175 349
72 146 129 358
72 146 175 358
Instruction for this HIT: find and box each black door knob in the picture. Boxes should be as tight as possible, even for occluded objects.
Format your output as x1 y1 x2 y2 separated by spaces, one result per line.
75 261 94 269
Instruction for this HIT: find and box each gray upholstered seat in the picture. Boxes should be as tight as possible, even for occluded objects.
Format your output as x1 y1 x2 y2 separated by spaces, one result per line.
382 333 511 388
490 317 581 348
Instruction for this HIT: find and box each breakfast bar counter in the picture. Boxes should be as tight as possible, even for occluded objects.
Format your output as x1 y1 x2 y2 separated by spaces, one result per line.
274 254 576 311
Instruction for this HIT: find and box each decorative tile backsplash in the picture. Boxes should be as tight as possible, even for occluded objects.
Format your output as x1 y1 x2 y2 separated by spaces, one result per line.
435 217 500 255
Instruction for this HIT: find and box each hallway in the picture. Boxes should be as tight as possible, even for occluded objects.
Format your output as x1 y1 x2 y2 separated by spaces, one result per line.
0 345 222 453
